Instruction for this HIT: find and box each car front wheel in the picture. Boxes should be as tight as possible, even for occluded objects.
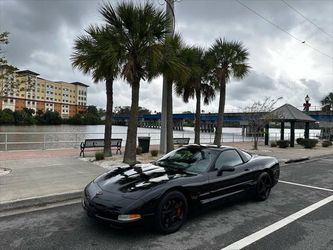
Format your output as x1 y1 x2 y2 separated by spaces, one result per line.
155 191 188 234
254 172 272 201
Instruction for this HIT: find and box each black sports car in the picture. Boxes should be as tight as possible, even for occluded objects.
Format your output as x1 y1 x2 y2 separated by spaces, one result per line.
82 144 279 233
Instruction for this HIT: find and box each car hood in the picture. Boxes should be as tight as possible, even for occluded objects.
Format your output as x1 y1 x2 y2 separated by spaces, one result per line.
94 163 194 197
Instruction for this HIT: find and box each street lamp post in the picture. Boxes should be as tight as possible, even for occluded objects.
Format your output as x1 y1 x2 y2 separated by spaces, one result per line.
303 95 311 139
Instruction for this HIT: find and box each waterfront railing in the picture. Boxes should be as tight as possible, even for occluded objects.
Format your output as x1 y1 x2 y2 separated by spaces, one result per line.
0 131 320 151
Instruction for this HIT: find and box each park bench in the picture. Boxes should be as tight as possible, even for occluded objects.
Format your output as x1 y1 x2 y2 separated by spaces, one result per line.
80 138 122 157
173 137 190 147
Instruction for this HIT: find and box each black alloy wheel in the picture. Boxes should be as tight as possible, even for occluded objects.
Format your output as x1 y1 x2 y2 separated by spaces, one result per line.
155 191 188 234
254 172 272 201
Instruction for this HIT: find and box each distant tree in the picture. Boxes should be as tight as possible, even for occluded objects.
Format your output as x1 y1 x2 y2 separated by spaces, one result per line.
206 38 250 146
67 113 83 125
83 105 101 125
244 97 282 150
321 92 333 111
114 106 151 117
13 108 35 125
0 32 18 99
38 111 62 125
0 108 15 124
0 32 34 101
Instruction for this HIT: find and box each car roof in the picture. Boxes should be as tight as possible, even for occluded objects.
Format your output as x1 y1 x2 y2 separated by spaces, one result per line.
183 144 236 151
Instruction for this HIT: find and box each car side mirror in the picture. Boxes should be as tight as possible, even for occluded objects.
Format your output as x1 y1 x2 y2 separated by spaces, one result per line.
217 165 235 176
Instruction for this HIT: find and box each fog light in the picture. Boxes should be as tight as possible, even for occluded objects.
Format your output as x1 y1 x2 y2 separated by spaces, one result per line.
118 214 142 221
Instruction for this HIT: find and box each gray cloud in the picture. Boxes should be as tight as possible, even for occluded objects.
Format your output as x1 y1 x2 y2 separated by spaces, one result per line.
1 0 332 113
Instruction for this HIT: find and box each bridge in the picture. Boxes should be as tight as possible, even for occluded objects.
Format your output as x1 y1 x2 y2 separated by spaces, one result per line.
113 110 333 132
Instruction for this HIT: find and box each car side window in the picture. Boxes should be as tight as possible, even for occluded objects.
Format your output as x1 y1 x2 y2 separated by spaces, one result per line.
214 150 243 170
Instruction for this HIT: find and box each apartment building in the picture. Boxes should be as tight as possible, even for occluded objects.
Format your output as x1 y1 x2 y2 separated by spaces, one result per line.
0 69 88 118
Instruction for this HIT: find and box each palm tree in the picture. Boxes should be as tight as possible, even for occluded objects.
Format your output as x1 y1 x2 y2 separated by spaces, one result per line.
100 2 169 164
175 46 215 144
321 92 333 111
71 25 121 156
152 34 188 152
206 38 250 146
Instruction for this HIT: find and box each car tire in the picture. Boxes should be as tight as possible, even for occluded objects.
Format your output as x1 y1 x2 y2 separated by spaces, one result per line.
155 190 188 234
254 172 272 201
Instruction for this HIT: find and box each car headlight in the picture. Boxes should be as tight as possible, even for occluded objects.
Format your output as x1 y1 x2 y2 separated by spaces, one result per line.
118 214 142 221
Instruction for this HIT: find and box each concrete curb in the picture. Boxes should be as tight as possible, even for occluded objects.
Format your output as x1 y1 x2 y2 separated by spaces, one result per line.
285 157 310 164
0 190 83 213
282 152 333 165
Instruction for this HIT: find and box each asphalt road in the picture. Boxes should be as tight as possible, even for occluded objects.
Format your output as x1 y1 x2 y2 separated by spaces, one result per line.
0 156 332 250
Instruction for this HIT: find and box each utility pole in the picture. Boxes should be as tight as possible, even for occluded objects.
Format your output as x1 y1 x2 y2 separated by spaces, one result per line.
160 0 175 154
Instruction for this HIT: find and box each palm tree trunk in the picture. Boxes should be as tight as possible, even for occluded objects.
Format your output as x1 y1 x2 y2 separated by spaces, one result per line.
214 77 226 146
123 79 140 165
104 78 113 156
166 79 174 152
194 89 201 144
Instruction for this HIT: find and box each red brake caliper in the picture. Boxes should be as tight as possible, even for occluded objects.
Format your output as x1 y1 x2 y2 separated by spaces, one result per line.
176 207 182 217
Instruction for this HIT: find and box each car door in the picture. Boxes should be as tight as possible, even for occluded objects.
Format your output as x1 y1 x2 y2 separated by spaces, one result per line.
206 149 252 203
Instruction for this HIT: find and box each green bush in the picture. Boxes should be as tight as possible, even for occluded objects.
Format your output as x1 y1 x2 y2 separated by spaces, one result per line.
151 149 159 157
136 147 142 155
296 138 304 145
270 141 277 147
322 140 332 147
302 139 318 149
95 152 105 161
276 140 289 148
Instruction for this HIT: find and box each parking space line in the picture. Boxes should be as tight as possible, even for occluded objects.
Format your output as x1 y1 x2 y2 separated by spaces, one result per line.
221 195 333 250
279 180 333 192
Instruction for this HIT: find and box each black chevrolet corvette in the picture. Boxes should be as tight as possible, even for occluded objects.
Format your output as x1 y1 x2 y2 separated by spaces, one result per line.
82 144 280 233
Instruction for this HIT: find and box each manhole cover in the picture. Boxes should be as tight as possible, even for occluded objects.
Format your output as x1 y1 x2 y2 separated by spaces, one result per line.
0 168 11 176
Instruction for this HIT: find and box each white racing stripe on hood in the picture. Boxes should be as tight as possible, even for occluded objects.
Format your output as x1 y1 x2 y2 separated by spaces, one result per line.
148 174 169 183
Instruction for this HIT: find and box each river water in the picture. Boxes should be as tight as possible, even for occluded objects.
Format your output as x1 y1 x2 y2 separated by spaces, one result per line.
0 125 320 151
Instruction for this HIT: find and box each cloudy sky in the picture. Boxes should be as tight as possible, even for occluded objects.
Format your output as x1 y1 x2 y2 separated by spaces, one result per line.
1 0 332 113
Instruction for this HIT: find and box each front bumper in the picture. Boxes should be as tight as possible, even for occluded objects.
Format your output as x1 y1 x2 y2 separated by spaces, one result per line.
82 183 152 226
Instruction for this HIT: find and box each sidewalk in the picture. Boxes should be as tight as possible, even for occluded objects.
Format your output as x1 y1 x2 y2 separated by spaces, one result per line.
0 143 332 213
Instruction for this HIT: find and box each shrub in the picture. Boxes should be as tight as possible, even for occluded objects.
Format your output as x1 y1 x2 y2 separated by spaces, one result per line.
270 141 277 147
276 140 289 148
136 146 142 155
322 140 332 147
296 138 304 145
95 152 105 161
151 149 159 157
302 139 318 149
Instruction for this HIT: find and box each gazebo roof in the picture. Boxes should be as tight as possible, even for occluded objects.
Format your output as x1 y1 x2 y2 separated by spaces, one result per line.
270 104 316 122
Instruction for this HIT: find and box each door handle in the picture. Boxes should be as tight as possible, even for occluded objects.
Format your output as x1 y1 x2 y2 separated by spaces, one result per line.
244 168 250 171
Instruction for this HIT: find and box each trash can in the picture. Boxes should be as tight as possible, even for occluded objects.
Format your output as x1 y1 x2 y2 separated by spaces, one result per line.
138 137 150 153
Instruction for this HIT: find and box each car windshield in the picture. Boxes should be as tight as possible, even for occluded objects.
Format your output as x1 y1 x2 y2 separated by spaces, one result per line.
156 147 217 173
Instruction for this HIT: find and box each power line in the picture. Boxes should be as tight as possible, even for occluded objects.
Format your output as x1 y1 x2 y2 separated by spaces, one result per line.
235 0 333 60
281 0 333 39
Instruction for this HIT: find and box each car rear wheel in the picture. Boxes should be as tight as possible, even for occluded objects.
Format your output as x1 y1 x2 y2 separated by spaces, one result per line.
254 172 272 201
155 191 188 234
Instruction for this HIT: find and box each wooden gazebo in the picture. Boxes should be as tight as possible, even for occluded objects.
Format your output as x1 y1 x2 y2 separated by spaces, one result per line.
264 104 316 147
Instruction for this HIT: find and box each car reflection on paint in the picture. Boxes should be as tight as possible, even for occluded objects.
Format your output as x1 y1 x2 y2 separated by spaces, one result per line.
82 144 280 234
